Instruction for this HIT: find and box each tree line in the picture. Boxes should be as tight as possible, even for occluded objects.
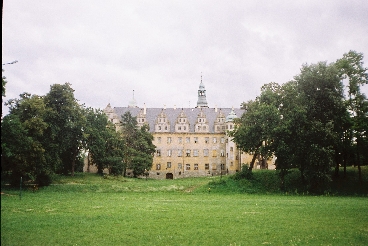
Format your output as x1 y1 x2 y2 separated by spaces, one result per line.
1 82 155 186
230 50 368 193
2 50 367 192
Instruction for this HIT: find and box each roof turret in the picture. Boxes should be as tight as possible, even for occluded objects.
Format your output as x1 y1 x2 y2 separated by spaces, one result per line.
225 107 238 122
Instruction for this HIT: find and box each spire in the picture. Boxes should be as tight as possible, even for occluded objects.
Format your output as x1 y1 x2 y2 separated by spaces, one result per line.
128 89 138 108
196 74 208 108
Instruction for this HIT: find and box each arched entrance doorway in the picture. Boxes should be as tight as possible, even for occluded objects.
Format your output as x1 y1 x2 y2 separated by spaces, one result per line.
166 173 174 179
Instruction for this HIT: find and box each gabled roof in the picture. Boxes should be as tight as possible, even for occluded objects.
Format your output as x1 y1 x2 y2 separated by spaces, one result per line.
112 107 244 133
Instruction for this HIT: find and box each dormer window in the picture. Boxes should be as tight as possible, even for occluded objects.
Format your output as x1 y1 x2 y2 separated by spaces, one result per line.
175 110 190 133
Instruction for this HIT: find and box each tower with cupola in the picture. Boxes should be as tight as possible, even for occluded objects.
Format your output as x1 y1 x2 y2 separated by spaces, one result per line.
196 75 208 108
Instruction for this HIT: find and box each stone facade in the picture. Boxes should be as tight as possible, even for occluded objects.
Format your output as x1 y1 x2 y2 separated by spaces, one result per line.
96 80 274 179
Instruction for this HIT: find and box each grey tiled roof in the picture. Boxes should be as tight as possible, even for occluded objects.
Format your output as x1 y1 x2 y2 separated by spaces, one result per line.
113 107 245 133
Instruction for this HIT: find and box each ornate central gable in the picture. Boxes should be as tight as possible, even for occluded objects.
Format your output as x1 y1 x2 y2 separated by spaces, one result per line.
155 109 170 132
137 108 147 128
175 110 190 133
214 109 226 133
195 109 209 133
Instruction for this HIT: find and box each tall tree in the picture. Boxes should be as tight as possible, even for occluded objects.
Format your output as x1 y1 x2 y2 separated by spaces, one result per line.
119 112 155 177
231 83 281 171
43 83 85 175
85 107 125 175
336 50 368 182
130 124 155 177
272 81 308 187
292 61 345 192
2 93 51 185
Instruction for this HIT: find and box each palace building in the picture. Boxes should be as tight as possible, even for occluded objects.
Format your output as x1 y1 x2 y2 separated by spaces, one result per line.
102 79 273 179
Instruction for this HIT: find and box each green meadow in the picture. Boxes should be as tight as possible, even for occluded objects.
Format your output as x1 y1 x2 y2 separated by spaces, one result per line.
1 172 368 246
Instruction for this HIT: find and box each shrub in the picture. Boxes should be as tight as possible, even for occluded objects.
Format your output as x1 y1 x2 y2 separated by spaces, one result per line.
36 170 53 186
232 164 253 180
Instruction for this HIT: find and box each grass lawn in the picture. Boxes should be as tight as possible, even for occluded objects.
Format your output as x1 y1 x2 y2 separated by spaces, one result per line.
1 173 368 245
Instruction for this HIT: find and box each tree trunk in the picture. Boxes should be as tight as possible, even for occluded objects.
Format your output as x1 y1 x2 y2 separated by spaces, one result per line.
87 152 90 173
249 152 258 171
71 147 78 176
343 151 347 178
334 150 339 178
300 166 305 185
357 138 362 183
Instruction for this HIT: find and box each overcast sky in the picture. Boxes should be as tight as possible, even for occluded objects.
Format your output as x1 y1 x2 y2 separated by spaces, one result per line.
2 0 368 115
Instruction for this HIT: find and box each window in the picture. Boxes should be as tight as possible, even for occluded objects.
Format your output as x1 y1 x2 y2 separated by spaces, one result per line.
167 137 172 144
203 126 206 131
167 149 172 157
193 149 199 157
197 126 201 131
178 149 183 157
158 126 161 130
156 149 161 157
194 137 198 143
178 163 182 169
178 126 181 131
230 162 234 166
156 164 161 170
165 126 168 130
205 137 209 144
167 162 171 168
178 137 182 144
184 126 186 131
220 149 225 157
221 164 225 170
194 164 199 170
221 137 225 143
212 150 217 157
205 164 209 170
186 164 190 170
230 147 233 151
186 137 190 143
213 137 217 143
203 149 209 157
157 137 161 143
186 149 191 157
